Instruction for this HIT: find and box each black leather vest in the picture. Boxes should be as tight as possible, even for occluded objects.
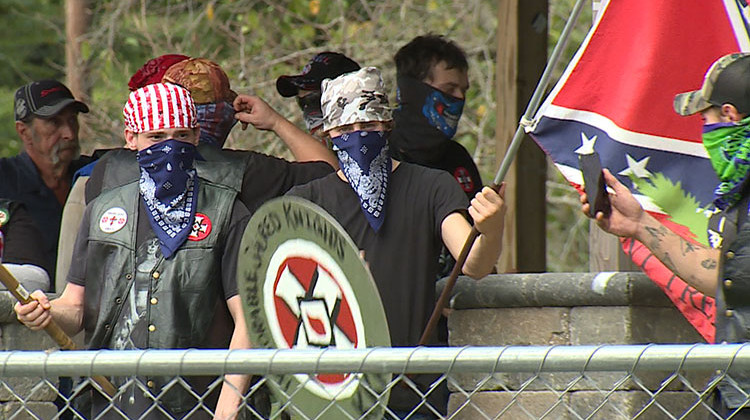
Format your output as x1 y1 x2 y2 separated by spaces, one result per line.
708 197 750 408
84 162 242 413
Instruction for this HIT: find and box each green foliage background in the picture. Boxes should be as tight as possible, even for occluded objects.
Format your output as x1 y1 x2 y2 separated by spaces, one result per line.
0 0 592 272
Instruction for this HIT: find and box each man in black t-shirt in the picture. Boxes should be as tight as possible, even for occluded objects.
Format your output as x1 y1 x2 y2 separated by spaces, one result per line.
287 67 506 417
2 80 92 285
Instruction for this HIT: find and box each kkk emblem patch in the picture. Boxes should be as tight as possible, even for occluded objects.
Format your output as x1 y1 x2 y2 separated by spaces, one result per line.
454 166 475 192
188 213 212 241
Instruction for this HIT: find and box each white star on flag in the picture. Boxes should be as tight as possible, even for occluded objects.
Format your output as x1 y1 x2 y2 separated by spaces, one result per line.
574 132 597 155
618 154 652 179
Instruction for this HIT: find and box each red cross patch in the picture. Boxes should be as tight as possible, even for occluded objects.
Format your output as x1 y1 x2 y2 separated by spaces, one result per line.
188 213 212 241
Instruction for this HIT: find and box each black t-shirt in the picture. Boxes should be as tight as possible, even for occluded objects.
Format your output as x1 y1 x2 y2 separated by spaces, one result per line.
85 148 334 214
0 201 48 271
287 162 469 347
435 141 484 198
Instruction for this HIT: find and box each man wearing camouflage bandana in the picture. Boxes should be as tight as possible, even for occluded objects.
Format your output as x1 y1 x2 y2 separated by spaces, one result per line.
583 52 750 417
287 67 507 417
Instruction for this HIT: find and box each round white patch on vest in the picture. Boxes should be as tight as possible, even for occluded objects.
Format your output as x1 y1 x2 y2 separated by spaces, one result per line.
99 207 128 233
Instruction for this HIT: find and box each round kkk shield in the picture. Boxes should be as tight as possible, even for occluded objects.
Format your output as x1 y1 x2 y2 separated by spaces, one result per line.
238 196 391 419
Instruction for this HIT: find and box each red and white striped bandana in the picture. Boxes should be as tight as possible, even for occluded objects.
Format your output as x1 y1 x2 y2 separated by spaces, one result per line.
123 83 197 133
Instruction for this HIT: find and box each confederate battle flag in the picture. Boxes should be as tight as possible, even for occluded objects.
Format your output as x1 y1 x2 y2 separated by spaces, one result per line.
528 0 750 342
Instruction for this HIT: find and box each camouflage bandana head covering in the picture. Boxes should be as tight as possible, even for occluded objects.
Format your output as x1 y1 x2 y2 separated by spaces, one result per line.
702 116 750 209
321 67 392 132
323 67 393 231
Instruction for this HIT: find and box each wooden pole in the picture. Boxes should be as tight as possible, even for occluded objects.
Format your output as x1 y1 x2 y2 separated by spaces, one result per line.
0 264 117 397
496 0 549 273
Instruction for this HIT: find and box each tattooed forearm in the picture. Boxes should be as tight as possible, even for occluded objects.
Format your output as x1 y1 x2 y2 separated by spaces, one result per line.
701 258 717 270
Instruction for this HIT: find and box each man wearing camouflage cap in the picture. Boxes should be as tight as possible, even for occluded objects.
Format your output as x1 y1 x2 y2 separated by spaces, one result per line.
582 52 750 416
287 67 506 417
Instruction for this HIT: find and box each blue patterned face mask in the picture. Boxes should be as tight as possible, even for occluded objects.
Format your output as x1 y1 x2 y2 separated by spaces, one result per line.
137 139 199 259
396 76 465 139
331 130 392 232
196 101 238 147
421 88 464 139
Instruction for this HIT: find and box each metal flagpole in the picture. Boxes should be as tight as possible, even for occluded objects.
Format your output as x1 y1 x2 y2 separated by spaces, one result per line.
418 0 591 346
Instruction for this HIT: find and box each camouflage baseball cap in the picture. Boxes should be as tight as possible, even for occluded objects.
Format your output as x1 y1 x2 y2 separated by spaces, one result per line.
321 67 392 132
674 53 750 116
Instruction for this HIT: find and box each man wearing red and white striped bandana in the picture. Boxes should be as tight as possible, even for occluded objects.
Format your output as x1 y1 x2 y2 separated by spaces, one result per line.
16 82 252 420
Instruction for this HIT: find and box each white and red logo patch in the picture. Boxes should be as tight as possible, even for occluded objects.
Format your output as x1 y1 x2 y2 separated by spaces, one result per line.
99 207 128 233
265 239 365 400
188 213 212 241
453 166 475 193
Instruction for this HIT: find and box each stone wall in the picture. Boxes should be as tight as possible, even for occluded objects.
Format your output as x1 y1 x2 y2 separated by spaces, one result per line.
443 272 708 419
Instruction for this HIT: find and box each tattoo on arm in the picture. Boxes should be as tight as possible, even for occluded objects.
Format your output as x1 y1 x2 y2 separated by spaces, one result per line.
644 226 666 239
701 258 717 270
681 239 698 255
661 252 675 270
645 225 670 251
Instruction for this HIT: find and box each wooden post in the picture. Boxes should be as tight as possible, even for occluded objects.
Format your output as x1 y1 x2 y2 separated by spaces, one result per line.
495 0 548 273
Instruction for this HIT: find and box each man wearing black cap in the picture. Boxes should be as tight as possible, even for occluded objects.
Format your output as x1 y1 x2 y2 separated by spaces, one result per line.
276 51 360 142
0 80 90 283
582 52 750 417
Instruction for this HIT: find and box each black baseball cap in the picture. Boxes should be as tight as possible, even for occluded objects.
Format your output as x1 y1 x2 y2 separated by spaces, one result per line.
14 79 89 121
276 52 360 97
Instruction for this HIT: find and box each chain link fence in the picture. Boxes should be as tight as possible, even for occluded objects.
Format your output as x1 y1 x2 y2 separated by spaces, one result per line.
1 344 750 419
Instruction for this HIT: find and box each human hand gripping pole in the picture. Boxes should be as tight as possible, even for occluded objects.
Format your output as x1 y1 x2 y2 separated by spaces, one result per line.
0 264 117 397
416 0 588 346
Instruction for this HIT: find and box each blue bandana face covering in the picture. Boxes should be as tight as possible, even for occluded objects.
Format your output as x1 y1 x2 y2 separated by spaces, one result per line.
331 130 392 232
137 139 199 259
421 88 464 139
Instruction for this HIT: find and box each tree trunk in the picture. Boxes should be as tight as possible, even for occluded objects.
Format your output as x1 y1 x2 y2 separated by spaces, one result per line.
65 0 92 137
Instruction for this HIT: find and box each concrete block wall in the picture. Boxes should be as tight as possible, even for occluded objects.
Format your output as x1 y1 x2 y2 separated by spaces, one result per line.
444 272 709 419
